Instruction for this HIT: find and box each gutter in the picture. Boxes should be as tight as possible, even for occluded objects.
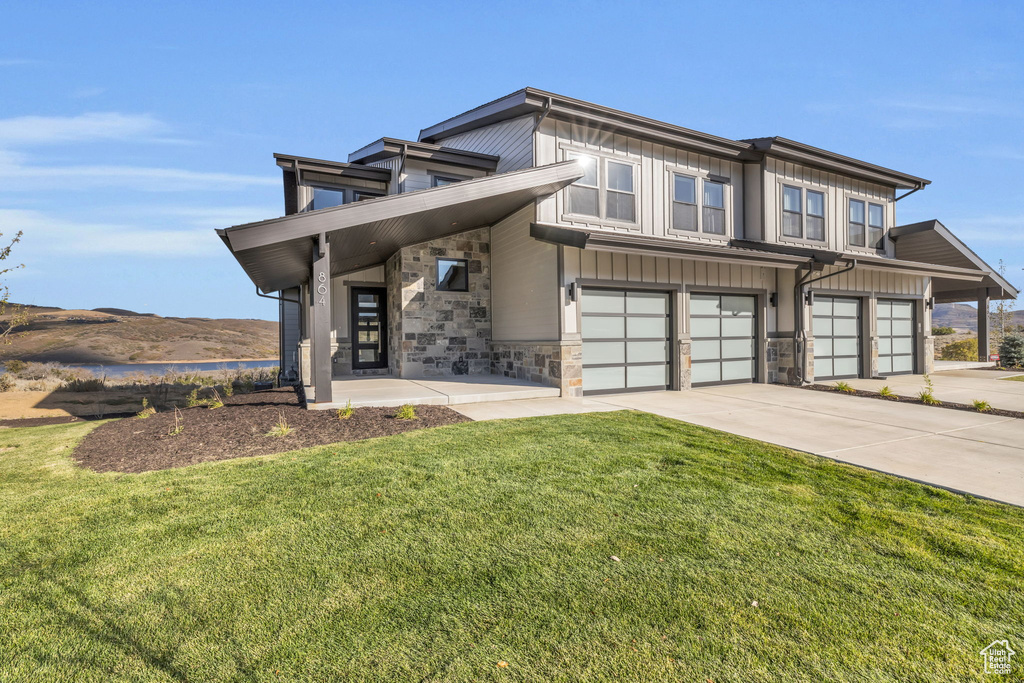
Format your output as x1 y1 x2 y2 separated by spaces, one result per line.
793 259 857 385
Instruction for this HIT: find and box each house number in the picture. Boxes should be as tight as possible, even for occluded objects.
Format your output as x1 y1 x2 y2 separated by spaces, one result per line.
316 271 327 306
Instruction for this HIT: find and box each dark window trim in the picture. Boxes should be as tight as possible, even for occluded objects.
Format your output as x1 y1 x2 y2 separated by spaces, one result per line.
436 257 469 292
350 286 388 370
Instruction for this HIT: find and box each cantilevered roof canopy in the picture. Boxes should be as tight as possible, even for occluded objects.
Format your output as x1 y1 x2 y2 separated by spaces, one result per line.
890 220 1019 302
218 161 584 292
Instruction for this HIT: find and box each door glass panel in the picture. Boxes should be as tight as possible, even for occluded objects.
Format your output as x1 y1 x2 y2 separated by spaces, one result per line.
878 338 892 355
813 297 833 317
813 317 833 336
721 338 754 359
878 357 892 374
689 294 721 316
583 366 625 391
722 317 754 337
721 295 755 316
583 341 625 365
627 364 668 388
891 301 914 319
691 339 720 360
690 317 720 338
876 301 891 318
582 289 624 314
833 318 859 336
834 338 858 356
627 316 668 338
626 291 669 314
358 349 378 363
722 360 754 381
834 357 859 376
627 341 668 363
816 359 834 378
833 298 859 317
691 362 721 384
893 337 913 354
893 355 913 373
893 320 913 336
582 316 625 339
816 338 833 357
878 319 891 336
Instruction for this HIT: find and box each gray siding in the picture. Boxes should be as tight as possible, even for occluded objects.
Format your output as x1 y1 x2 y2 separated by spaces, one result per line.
490 205 559 340
437 115 535 173
280 286 301 379
399 159 488 194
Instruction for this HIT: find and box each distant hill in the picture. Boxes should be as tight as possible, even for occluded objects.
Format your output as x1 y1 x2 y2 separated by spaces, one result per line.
0 305 277 364
933 303 1024 332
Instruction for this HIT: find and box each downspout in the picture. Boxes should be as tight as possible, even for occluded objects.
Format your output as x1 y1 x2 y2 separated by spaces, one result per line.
256 286 300 304
793 258 858 385
397 143 408 194
532 96 552 133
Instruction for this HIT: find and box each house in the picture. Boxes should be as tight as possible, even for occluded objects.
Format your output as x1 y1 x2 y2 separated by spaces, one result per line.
217 88 1017 406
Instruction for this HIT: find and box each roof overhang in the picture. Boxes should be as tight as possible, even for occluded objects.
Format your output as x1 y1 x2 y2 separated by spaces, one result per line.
889 219 1019 301
419 88 756 161
346 137 499 171
273 154 392 183
744 137 930 190
218 161 584 292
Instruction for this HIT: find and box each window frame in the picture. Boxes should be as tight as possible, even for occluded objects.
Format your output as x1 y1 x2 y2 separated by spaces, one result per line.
430 172 471 188
435 257 470 293
847 198 867 248
867 202 885 251
777 181 828 245
666 167 732 239
310 185 348 210
560 146 640 227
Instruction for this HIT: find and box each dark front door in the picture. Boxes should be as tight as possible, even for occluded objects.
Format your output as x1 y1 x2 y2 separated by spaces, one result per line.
350 287 388 370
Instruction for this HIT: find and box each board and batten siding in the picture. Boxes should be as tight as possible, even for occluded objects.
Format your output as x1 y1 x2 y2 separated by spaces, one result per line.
534 117 746 242
330 266 386 340
763 157 897 258
490 205 559 341
280 287 301 377
434 115 535 174
296 173 388 212
398 159 488 194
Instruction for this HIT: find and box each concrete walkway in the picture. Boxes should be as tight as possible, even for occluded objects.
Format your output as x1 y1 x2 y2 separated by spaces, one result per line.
841 369 1024 413
307 375 560 410
452 383 1024 507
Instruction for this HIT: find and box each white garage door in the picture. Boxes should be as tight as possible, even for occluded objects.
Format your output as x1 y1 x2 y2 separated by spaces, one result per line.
690 293 757 386
581 289 671 395
813 296 862 380
878 299 916 375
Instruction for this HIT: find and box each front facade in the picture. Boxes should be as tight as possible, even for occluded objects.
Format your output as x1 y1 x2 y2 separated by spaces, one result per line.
220 89 1017 405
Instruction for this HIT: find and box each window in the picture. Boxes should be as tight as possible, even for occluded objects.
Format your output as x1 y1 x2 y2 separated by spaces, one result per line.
781 186 825 241
782 186 802 237
353 191 382 202
436 258 468 292
703 180 725 235
564 152 638 223
806 190 825 241
312 187 346 210
848 199 866 247
567 153 599 217
431 175 463 187
671 175 697 231
605 160 636 222
868 203 885 249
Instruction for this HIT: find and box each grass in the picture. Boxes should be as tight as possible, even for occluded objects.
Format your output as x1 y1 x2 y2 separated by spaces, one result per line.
1001 374 1024 382
0 413 1022 681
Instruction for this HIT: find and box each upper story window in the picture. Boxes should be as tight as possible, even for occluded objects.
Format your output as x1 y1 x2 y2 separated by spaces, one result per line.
431 175 464 187
848 199 866 247
781 185 825 242
672 173 726 235
312 186 347 210
565 152 637 223
868 203 885 249
353 190 382 202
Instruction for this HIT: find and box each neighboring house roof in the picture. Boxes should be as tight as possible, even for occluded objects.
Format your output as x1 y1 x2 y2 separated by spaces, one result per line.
890 219 1019 301
346 137 499 171
273 153 393 183
417 87 929 189
217 161 584 292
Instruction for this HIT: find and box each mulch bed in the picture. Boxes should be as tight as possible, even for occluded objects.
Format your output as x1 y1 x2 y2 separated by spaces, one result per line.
72 388 471 473
801 384 1024 420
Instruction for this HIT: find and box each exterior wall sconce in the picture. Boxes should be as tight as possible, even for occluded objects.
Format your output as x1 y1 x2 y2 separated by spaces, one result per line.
805 290 814 306
769 292 777 308
567 282 579 303
925 297 935 310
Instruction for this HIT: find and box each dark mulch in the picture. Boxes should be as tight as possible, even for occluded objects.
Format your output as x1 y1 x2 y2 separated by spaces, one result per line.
801 383 1024 420
0 415 84 428
72 388 472 473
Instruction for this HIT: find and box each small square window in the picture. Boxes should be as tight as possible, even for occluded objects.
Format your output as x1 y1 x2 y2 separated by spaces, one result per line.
436 258 469 292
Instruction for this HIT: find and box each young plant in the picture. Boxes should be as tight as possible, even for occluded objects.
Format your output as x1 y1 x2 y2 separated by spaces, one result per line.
394 404 418 420
221 382 234 397
167 407 184 437
878 385 895 399
136 397 156 419
972 399 992 413
266 411 293 437
918 374 941 405
186 388 202 408
205 389 224 410
336 399 354 420
833 381 855 393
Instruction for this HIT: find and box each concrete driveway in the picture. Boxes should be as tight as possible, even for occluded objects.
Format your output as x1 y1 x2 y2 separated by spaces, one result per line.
454 382 1024 507
841 369 1024 412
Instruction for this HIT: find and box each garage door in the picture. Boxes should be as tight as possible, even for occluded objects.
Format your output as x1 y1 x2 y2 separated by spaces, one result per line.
812 296 861 380
581 289 671 395
878 299 915 375
690 293 757 386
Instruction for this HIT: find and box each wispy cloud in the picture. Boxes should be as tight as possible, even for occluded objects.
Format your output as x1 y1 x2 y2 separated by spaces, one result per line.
870 97 1003 116
0 151 277 191
0 112 169 146
70 87 107 99
0 58 41 67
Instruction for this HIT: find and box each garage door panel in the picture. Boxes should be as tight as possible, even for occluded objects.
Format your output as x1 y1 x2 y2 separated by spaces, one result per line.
877 298 916 377
722 360 754 381
691 362 721 384
583 366 625 391
690 292 758 386
692 339 719 358
627 316 669 338
834 318 859 336
813 295 862 380
834 337 858 356
722 338 754 359
582 289 624 313
833 298 860 317
833 357 859 377
722 295 756 315
691 317 721 338
690 294 721 315
722 317 755 337
582 288 671 394
893 319 913 336
893 355 913 373
628 364 668 388
627 291 669 314
814 317 833 336
583 341 624 365
582 316 625 338
627 340 668 363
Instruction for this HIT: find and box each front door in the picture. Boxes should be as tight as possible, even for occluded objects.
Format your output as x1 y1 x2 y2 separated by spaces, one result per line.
350 287 388 370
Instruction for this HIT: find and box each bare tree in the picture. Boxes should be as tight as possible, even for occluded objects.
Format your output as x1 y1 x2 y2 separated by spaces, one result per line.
0 231 27 343
990 260 1019 345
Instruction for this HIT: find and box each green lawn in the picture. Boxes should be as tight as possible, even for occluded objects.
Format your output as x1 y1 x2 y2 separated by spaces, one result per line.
1 413 1022 682
1001 373 1024 381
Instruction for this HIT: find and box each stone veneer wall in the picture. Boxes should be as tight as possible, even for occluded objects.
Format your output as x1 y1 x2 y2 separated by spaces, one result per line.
490 342 583 397
386 227 491 377
923 335 935 374
677 340 692 390
768 337 798 385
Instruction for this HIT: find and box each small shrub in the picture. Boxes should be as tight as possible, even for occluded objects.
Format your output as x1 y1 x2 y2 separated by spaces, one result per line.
266 411 293 437
186 388 202 407
394 404 418 420
61 377 106 392
167 407 184 437
336 400 354 420
998 334 1024 368
221 382 234 397
206 389 224 410
931 325 955 336
0 374 14 392
833 381 855 393
878 385 895 399
918 389 941 405
940 338 978 362
136 397 156 419
972 399 992 413
4 359 26 374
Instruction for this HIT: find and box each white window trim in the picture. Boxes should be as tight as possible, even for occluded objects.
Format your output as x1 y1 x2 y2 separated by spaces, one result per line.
776 179 828 247
665 165 732 241
559 145 641 228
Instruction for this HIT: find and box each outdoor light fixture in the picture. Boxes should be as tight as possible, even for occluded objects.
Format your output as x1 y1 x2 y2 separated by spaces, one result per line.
926 297 935 310
567 282 579 302
769 292 777 307
805 290 814 306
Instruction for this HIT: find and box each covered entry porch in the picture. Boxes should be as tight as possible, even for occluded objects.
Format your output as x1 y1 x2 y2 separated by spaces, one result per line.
305 374 560 410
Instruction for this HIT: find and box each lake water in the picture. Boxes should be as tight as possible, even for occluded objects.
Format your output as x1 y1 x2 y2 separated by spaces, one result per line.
6 359 279 378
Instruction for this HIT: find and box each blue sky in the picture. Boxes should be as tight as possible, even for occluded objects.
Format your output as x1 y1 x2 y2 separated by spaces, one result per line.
1 0 1022 321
